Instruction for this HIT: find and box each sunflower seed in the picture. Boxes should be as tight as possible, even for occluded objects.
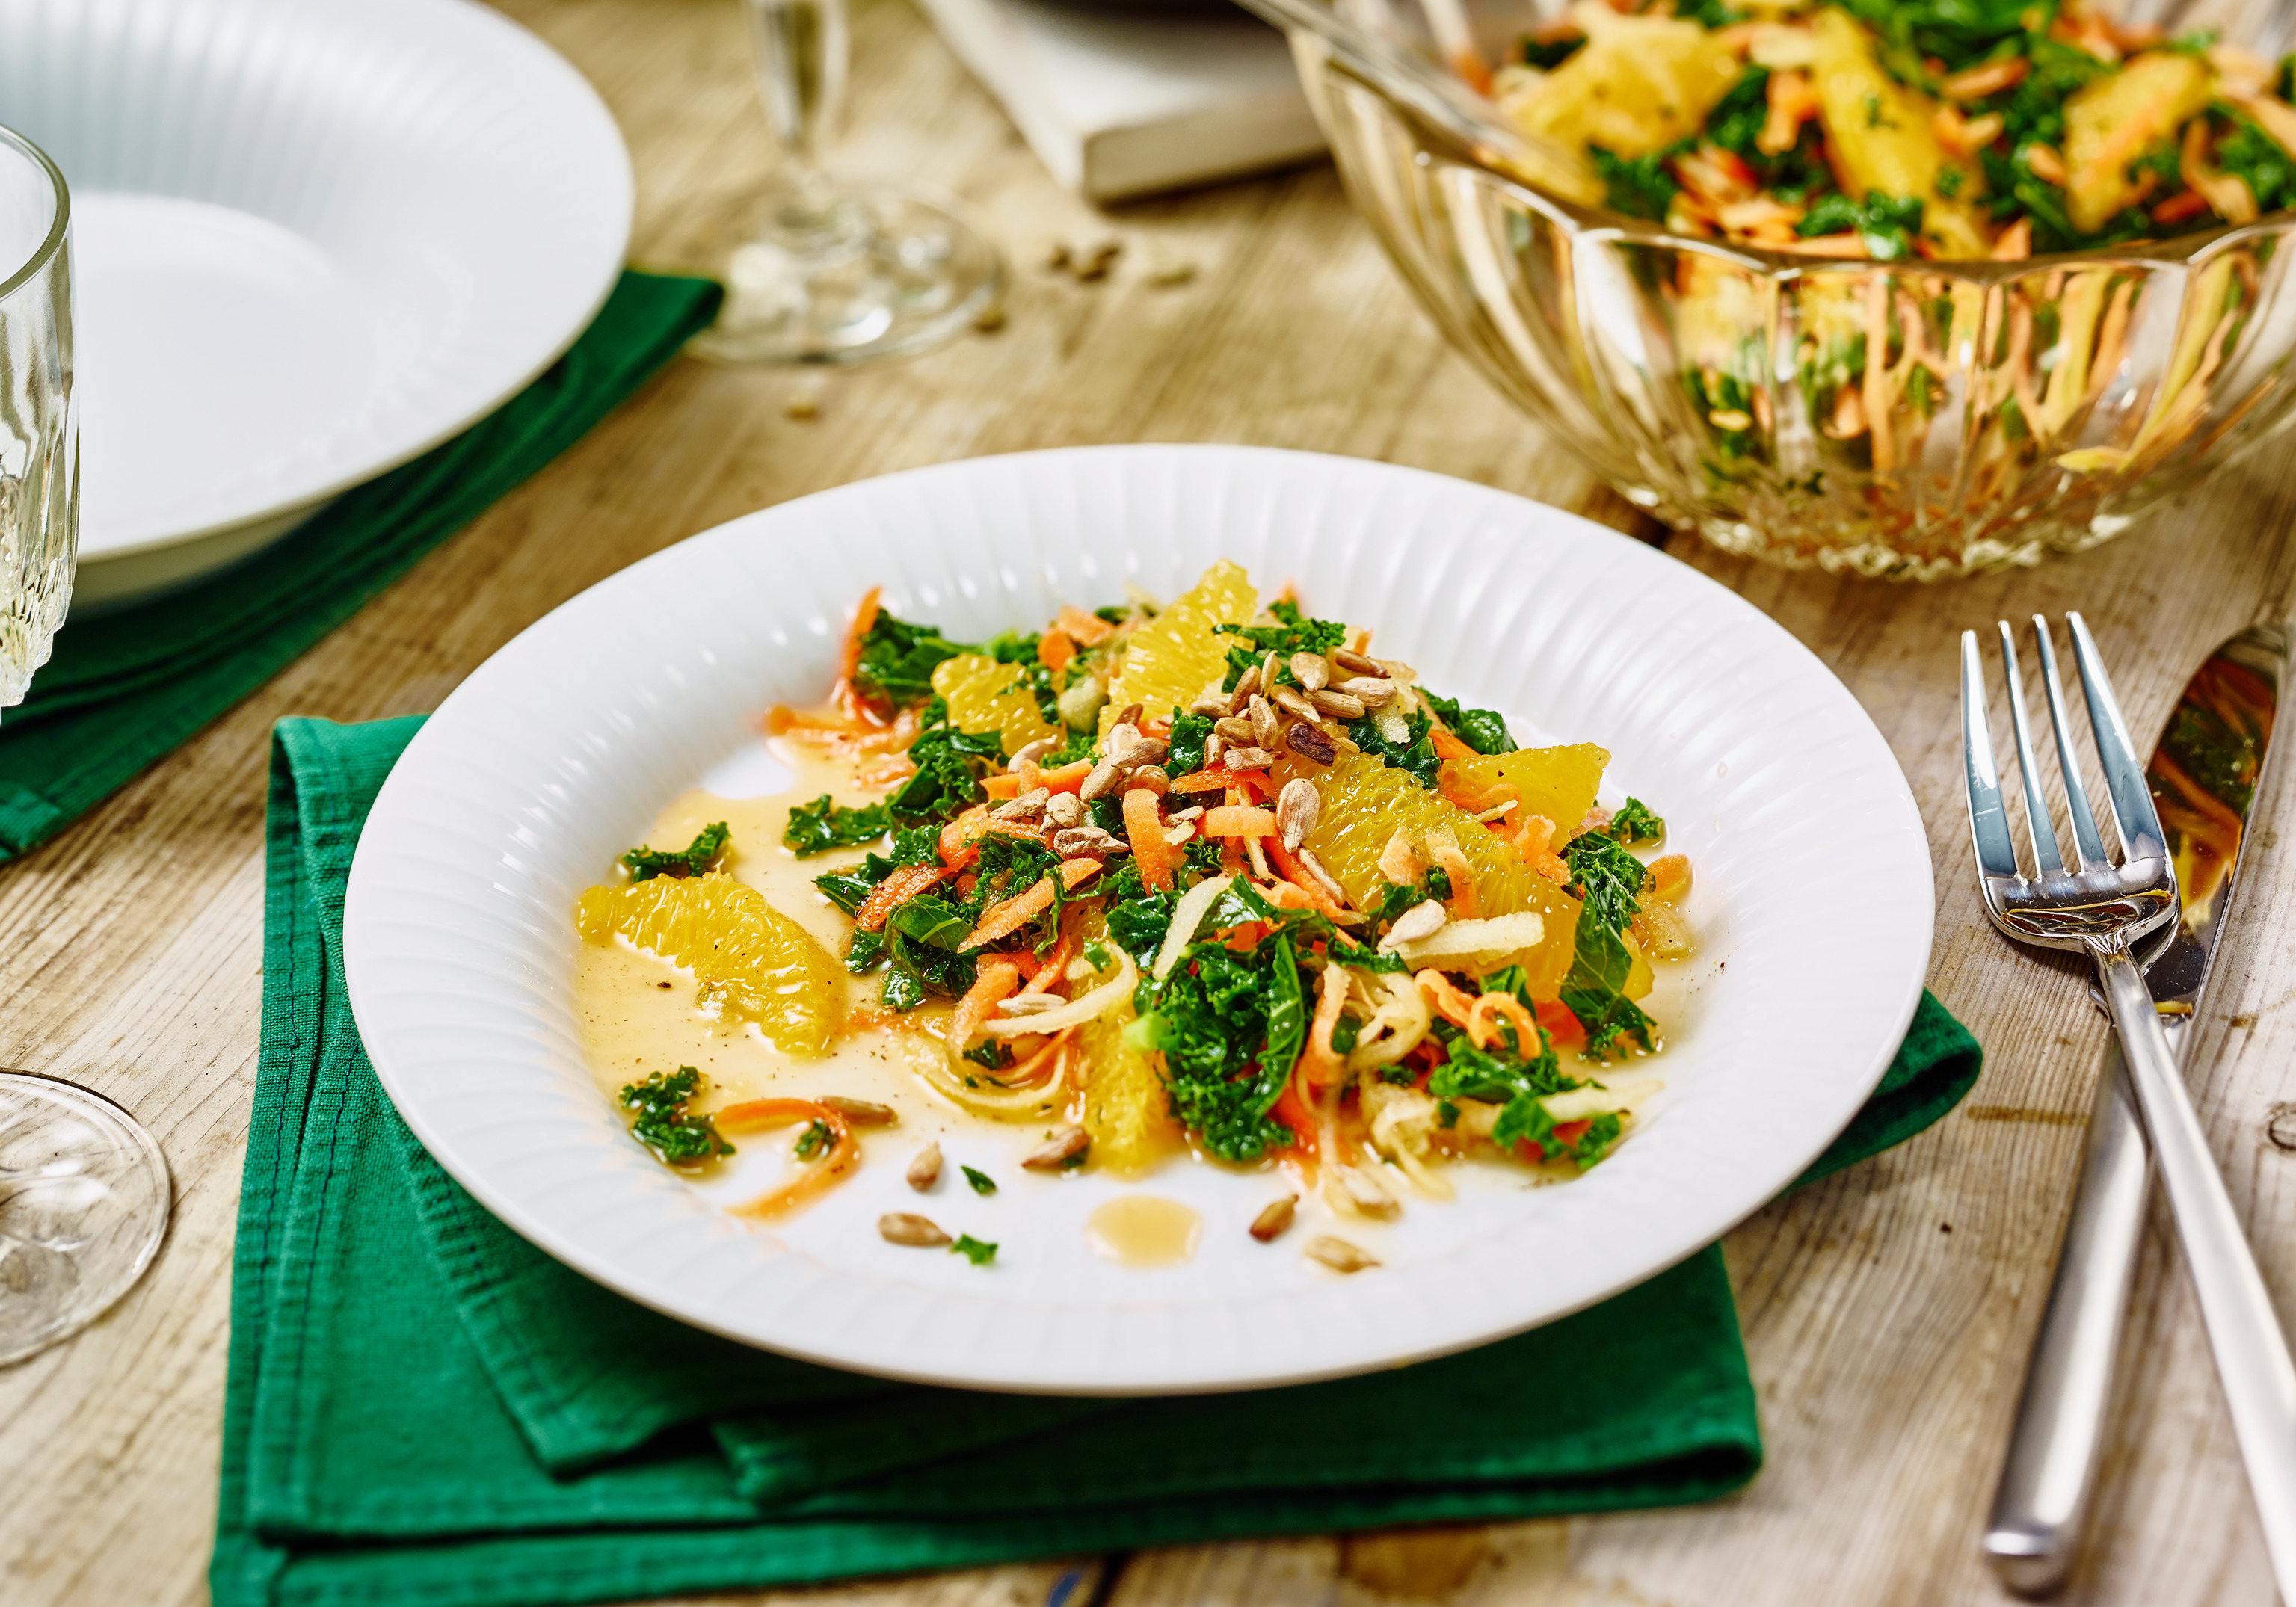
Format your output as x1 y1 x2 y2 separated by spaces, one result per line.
997 991 1066 1017
1044 792 1085 830
1106 721 1142 760
1261 653 1280 694
1053 825 1130 857
1247 694 1281 750
1233 664 1261 701
1022 1125 1091 1169
1305 1235 1380 1273
1128 767 1170 796
1332 676 1395 706
1308 688 1365 721
1167 804 1206 822
1191 693 1233 718
1223 745 1274 771
1204 732 1225 765
1379 898 1447 950
1007 738 1059 771
1286 723 1338 765
992 787 1049 820
1213 715 1255 743
1332 647 1383 676
905 1143 942 1191
1296 846 1347 906
1249 1196 1298 1242
819 1096 896 1126
1117 702 1144 729
880 1212 952 1247
1078 759 1124 801
1271 685 1322 726
1276 778 1320 851
1289 652 1330 692
1127 738 1169 767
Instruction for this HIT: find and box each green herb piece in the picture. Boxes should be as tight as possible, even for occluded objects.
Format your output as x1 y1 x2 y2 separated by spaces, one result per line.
2216 114 2296 217
1835 0 2031 77
1608 798 1666 845
1331 1012 1364 1055
962 1165 997 1196
1935 164 1964 198
962 1040 1010 1070
1345 707 1440 789
854 611 973 708
618 1067 734 1166
793 1119 837 1160
1703 66 1829 201
1518 32 1586 70
1423 691 1515 756
1167 712 1216 776
1797 191 1924 261
1591 144 1684 222
782 795 892 857
1085 940 1111 969
1559 830 1656 1055
620 821 730 882
952 1234 999 1265
1214 601 1351 691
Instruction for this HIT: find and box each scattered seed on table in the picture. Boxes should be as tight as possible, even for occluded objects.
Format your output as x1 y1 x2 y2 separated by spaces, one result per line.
907 1143 942 1191
880 1213 951 1247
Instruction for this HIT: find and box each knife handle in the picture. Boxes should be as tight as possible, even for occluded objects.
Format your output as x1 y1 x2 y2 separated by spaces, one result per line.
1983 1031 2158 1597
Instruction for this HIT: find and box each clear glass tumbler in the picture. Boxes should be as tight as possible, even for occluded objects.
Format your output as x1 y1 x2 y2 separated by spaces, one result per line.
690 0 1003 365
0 125 170 1366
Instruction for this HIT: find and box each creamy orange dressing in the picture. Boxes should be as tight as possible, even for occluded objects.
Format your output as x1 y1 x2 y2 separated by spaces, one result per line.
1084 1195 1203 1267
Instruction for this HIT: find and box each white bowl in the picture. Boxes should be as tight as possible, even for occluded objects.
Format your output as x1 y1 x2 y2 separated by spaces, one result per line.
343 445 1935 1394
0 0 633 605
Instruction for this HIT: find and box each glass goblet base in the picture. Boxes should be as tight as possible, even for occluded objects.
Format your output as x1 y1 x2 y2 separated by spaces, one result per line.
689 181 1001 366
0 1070 170 1365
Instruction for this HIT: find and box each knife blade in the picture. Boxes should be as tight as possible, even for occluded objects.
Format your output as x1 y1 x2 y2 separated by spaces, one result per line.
1984 623 2286 1597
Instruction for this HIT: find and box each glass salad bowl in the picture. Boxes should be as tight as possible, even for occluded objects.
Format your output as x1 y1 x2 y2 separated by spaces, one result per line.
1238 0 2296 579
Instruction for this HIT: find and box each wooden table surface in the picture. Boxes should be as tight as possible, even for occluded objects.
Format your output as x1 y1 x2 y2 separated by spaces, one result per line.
9 1 2296 1603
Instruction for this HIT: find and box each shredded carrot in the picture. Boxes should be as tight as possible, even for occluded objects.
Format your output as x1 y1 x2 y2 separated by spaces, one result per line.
1299 963 1349 1089
1272 1079 1320 1159
1649 854 1693 903
2153 189 2210 225
1124 787 1178 892
1259 877 1314 910
853 864 951 933
1264 837 1344 918
1225 771 1271 806
1429 727 1480 765
1203 805 1278 839
999 1027 1077 1088
960 858 1102 949
982 771 1025 800
1035 759 1094 794
1054 605 1114 647
1442 768 1518 815
938 807 994 868
1512 814 1570 885
1170 769 1238 794
1467 991 1542 1055
1424 831 1479 918
718 1099 858 1218
1536 999 1586 1053
950 959 1023 1052
1415 968 1479 1034
1038 630 1077 674
831 587 885 722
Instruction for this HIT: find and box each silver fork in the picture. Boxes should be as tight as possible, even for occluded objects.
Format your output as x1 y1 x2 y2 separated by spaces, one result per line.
1963 614 2296 1596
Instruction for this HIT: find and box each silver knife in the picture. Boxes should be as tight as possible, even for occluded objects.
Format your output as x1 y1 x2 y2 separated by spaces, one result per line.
1985 623 2288 1597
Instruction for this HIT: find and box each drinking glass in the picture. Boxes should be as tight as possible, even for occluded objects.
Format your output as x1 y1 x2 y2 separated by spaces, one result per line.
691 0 1002 365
0 126 170 1366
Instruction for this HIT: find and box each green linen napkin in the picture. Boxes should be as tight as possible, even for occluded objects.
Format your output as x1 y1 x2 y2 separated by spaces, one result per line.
212 715 1980 1607
0 271 723 863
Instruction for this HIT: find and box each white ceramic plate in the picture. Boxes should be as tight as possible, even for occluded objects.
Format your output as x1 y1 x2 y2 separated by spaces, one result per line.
343 445 1933 1395
0 0 633 605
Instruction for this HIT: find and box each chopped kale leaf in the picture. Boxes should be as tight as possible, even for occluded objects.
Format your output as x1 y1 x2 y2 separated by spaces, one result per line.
854 611 972 707
1608 798 1666 845
1591 144 1684 222
1215 601 1352 691
1134 931 1305 1162
618 1067 733 1166
952 1234 999 1265
1424 691 1515 756
962 1165 998 1195
1167 712 1215 777
1518 32 1586 70
782 795 892 857
884 726 1006 827
793 1119 837 1160
620 821 730 882
1559 830 1655 1055
1345 706 1441 789
1797 191 1924 261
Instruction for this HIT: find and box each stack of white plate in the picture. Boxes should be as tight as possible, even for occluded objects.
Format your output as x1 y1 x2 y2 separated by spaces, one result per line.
0 0 635 606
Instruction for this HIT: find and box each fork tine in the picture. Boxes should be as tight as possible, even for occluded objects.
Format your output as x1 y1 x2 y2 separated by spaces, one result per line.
1962 629 2022 880
2031 617 2113 869
2066 612 2170 861
1995 622 2066 875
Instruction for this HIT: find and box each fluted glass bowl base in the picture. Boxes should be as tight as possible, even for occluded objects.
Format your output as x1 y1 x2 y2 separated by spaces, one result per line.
690 183 1001 367
0 1071 170 1366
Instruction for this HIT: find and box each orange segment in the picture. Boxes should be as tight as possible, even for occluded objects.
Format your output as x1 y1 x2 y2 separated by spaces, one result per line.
576 872 843 1055
1099 561 1256 736
931 653 1058 756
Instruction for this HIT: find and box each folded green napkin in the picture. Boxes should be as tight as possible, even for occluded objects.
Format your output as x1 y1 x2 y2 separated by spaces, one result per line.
213 715 1980 1607
0 271 723 863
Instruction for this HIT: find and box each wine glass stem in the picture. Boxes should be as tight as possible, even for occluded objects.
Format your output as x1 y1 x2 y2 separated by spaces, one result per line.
748 0 849 170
